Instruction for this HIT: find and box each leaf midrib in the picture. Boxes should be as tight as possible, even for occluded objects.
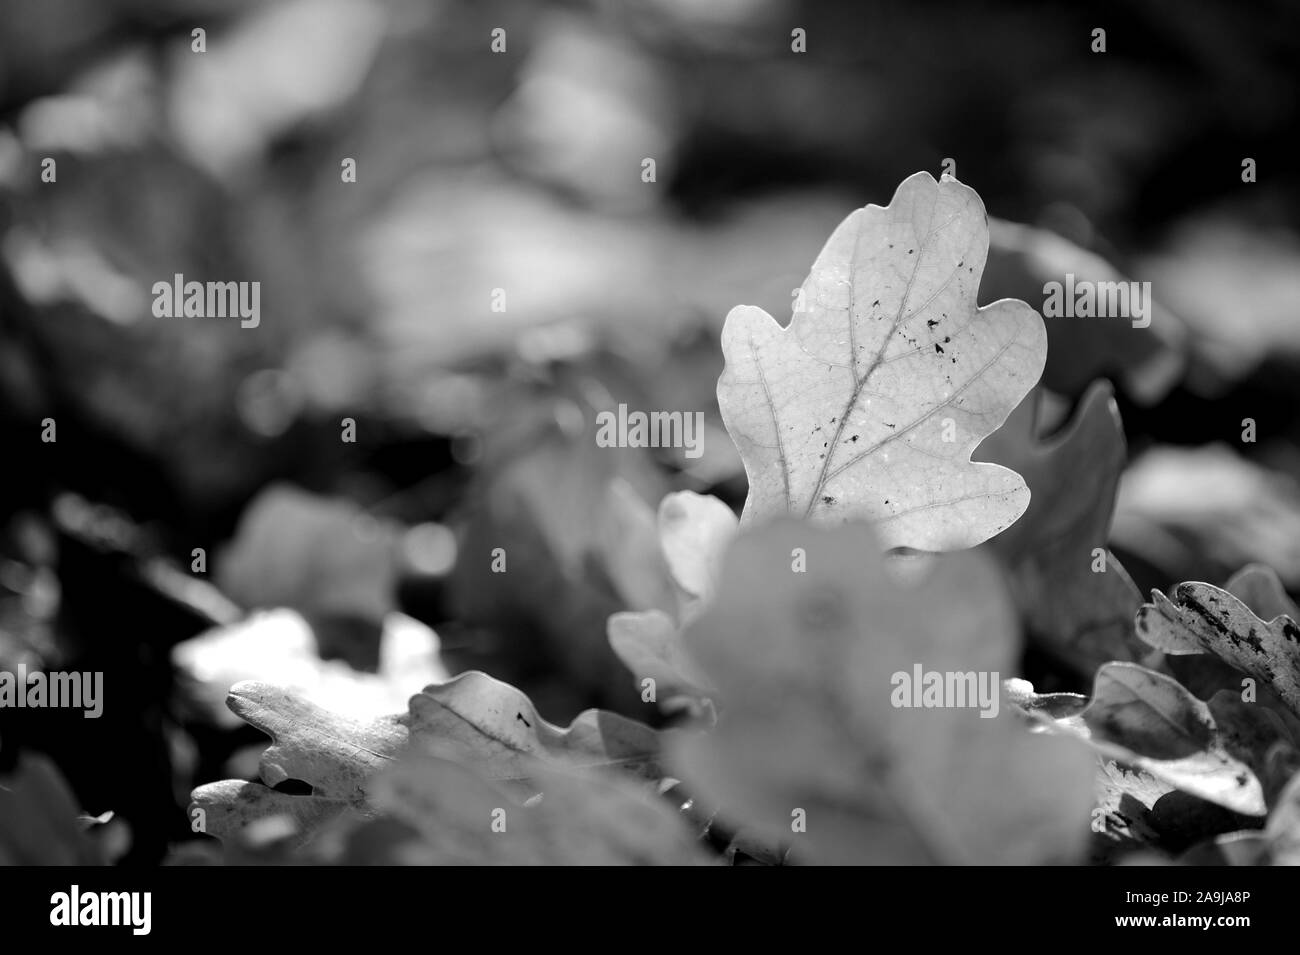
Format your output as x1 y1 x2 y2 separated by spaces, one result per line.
803 194 968 516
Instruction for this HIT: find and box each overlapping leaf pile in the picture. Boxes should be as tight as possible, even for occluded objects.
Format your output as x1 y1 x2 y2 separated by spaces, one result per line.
190 172 1300 865
189 673 710 864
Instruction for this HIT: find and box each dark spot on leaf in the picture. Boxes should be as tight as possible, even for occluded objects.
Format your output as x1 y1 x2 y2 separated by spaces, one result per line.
935 343 944 354
927 319 939 328
850 435 859 442
1180 591 1251 648
1240 627 1266 655
516 712 532 728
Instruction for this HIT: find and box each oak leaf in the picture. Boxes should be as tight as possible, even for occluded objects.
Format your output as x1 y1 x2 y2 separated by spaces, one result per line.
1136 581 1300 719
670 520 1094 864
1064 663 1266 817
977 381 1145 674
605 489 735 707
190 671 664 847
717 172 1046 550
345 751 712 865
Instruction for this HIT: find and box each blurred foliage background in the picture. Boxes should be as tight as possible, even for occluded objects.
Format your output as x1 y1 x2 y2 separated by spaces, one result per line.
2 0 1300 863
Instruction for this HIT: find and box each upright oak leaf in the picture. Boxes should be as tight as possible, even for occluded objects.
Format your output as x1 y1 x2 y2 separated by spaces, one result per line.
671 520 1094 864
718 172 1047 550
976 381 1146 674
